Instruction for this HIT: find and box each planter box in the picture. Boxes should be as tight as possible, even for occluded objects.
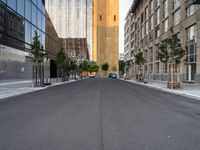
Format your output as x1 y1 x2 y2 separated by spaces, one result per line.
167 82 180 89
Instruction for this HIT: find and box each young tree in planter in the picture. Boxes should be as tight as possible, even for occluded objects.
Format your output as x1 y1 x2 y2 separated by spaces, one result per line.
101 63 109 76
124 60 131 78
87 61 99 73
135 51 145 82
79 60 88 77
55 48 66 81
31 31 46 86
159 33 185 89
119 60 125 76
69 59 78 79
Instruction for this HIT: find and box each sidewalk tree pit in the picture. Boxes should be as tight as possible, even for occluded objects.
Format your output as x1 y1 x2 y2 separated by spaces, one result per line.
31 31 47 87
159 29 185 89
135 50 145 82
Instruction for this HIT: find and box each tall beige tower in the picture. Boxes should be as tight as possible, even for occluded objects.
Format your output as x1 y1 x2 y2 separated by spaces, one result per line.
92 0 119 76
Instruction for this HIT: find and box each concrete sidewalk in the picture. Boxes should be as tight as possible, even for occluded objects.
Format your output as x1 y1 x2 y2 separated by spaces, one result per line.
124 79 200 100
0 79 77 100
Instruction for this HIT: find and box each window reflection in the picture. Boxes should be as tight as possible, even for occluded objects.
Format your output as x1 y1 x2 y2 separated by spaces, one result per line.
7 0 16 11
17 0 24 16
32 4 37 26
25 0 31 21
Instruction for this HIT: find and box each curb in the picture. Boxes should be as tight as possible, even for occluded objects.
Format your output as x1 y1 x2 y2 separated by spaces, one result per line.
121 79 200 101
0 79 84 101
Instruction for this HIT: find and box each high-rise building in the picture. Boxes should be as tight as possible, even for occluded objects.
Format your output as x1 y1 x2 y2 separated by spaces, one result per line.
0 0 61 81
45 0 92 60
124 0 200 83
92 0 119 76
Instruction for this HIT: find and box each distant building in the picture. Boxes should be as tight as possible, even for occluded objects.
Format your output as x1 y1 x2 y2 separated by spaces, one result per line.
45 0 92 60
93 0 119 76
60 38 89 61
0 0 61 81
124 0 200 83
119 53 124 61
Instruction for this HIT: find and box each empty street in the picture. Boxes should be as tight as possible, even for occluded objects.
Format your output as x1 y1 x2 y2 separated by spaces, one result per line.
0 78 200 150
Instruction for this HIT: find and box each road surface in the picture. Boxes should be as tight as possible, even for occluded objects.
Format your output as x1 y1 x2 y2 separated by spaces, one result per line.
0 78 200 150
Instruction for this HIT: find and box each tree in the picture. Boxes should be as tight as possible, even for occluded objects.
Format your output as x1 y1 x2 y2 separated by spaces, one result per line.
87 61 99 73
159 32 185 89
55 48 66 79
101 63 109 76
135 51 145 81
31 31 46 86
79 60 88 73
119 60 125 76
68 59 77 79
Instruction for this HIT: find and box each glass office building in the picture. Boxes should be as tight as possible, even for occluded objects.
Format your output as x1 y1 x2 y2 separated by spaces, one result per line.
0 0 61 81
45 0 92 59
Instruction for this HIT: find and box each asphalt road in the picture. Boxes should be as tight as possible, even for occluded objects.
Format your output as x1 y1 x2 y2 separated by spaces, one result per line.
0 78 200 150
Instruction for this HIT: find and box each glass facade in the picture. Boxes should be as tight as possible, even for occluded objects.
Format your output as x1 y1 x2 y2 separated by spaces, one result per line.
0 0 61 81
45 0 92 59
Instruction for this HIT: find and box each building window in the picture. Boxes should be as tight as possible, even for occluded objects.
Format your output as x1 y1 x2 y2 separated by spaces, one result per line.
150 48 153 62
32 4 37 26
142 26 144 38
7 0 17 11
150 16 153 31
155 26 160 38
187 25 197 64
25 21 31 45
17 0 25 17
100 15 102 21
173 0 180 10
155 45 159 61
149 64 153 74
145 65 148 74
155 62 159 73
163 0 168 19
150 0 153 14
173 9 180 26
155 8 160 25
114 15 116 21
145 7 148 20
187 4 197 17
163 19 168 33
155 0 160 8
163 62 168 73
145 22 148 34
25 0 31 21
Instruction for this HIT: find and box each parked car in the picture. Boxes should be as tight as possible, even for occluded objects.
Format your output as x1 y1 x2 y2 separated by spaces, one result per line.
89 74 95 78
108 73 117 79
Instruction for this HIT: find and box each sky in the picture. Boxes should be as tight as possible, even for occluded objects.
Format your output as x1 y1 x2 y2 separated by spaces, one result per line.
119 0 133 53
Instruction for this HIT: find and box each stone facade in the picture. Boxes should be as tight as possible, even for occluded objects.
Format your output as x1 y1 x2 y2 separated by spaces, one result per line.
124 0 200 83
92 0 119 76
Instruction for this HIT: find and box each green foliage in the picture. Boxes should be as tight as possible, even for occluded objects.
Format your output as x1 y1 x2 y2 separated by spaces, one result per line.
135 51 145 66
79 60 88 72
79 61 99 73
31 31 46 63
55 48 66 71
101 63 109 72
125 60 131 70
159 35 185 64
119 60 125 73
87 61 99 73
159 42 169 63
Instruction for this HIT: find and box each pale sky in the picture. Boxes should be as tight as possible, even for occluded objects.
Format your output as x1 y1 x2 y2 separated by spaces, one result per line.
119 0 133 54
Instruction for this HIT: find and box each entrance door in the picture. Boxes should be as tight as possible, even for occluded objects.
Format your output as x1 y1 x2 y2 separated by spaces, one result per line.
187 63 196 81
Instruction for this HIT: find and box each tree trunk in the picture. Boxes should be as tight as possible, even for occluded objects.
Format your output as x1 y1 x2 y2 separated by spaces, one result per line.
177 64 180 83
